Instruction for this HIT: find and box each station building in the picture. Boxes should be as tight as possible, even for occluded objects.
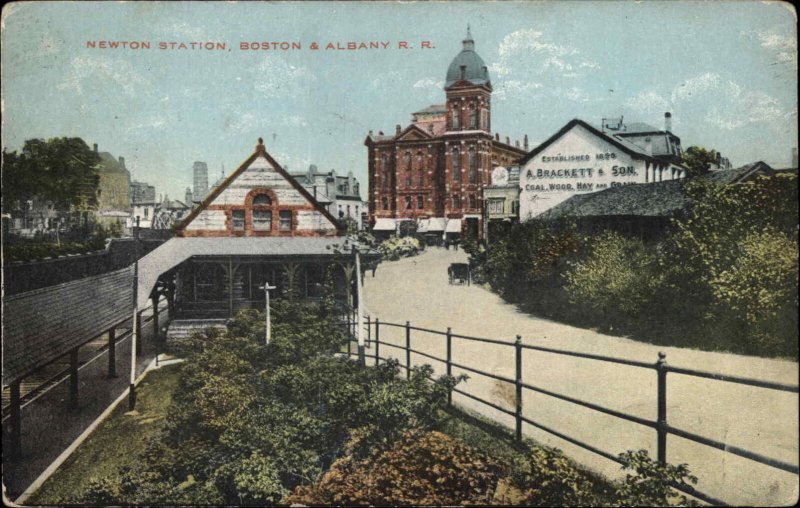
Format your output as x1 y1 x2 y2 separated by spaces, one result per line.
516 115 688 220
366 29 528 241
135 139 377 334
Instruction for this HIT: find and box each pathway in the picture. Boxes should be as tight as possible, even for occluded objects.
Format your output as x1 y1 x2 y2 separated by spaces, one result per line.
363 247 799 506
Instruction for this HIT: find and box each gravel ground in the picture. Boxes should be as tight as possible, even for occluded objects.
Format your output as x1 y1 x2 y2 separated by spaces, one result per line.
363 247 799 506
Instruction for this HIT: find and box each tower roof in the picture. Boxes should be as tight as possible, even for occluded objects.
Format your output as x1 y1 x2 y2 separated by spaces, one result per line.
445 26 490 88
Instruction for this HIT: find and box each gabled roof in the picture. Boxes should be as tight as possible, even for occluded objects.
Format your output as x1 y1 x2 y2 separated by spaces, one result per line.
518 119 669 166
396 123 433 141
706 161 774 184
176 139 343 233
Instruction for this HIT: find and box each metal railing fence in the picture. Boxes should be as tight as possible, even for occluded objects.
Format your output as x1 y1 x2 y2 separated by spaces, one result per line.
340 317 799 506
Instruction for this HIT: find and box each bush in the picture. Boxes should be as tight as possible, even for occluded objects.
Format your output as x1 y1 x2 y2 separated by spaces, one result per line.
286 430 503 505
378 235 422 260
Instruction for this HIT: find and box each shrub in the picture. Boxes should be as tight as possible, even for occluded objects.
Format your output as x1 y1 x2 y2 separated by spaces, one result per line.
286 430 503 506
378 235 421 260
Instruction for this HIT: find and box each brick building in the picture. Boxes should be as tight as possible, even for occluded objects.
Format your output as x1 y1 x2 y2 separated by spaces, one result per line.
365 29 527 240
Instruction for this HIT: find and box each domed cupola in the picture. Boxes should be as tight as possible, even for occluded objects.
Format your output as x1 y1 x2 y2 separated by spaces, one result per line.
445 26 490 89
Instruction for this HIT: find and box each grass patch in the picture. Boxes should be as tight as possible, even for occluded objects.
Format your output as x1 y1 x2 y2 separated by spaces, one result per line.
26 366 181 505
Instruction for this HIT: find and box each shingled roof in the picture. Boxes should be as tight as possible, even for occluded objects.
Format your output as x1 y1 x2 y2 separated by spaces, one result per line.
540 180 690 219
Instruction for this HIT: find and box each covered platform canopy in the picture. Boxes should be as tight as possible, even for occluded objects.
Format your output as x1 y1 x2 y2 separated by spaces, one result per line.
136 236 354 308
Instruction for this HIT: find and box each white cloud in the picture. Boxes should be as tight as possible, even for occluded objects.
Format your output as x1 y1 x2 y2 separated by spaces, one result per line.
742 29 797 71
704 82 783 130
625 72 788 130
252 57 315 99
494 80 542 101
57 56 147 96
413 77 444 90
493 28 599 79
670 72 720 103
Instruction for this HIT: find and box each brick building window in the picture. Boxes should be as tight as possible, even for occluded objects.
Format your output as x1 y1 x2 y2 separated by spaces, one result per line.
452 109 460 129
404 151 412 171
469 108 477 129
253 210 271 231
452 147 461 182
417 195 424 209
452 195 461 209
481 109 488 130
418 169 425 186
382 197 389 210
232 210 245 230
405 173 412 186
468 194 477 209
468 146 478 184
279 210 292 231
405 196 412 210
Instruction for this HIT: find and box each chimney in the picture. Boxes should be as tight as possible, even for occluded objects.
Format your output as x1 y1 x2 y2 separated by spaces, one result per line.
505 136 510 145
93 143 98 153
495 132 499 141
524 134 529 150
118 156 125 169
396 124 402 135
665 112 672 132
644 137 653 156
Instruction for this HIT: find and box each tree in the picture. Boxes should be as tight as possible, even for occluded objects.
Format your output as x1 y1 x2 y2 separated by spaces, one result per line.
681 146 719 177
2 137 101 212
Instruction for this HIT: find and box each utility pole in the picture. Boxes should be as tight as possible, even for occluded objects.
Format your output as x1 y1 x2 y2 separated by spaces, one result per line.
128 216 140 411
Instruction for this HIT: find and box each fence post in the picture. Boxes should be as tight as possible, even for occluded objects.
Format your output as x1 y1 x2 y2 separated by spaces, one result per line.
515 335 523 441
367 315 372 349
656 351 668 465
372 317 380 366
108 327 117 377
405 321 411 380
10 380 22 458
375 318 380 365
69 347 80 411
446 327 452 406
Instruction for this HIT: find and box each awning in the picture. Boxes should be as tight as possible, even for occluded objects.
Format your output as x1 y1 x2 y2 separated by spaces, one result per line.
373 218 396 231
417 219 430 233
445 219 462 233
427 218 447 232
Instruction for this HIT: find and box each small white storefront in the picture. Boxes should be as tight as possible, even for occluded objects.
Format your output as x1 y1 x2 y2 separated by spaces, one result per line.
518 120 686 220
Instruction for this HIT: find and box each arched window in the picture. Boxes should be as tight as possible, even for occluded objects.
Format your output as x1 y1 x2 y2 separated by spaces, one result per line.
253 194 272 206
469 108 478 129
417 195 424 209
468 146 478 184
452 147 461 182
452 109 460 129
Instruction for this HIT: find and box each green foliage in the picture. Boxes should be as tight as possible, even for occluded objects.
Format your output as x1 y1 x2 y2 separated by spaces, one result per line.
468 174 798 358
378 234 422 260
2 137 101 213
614 450 698 506
80 301 463 504
682 146 719 177
565 232 663 325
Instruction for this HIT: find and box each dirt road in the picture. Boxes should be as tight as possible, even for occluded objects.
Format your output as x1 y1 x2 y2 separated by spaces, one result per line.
363 247 799 506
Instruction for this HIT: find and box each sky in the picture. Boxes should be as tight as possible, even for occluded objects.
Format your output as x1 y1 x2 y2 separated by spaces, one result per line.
2 1 797 202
